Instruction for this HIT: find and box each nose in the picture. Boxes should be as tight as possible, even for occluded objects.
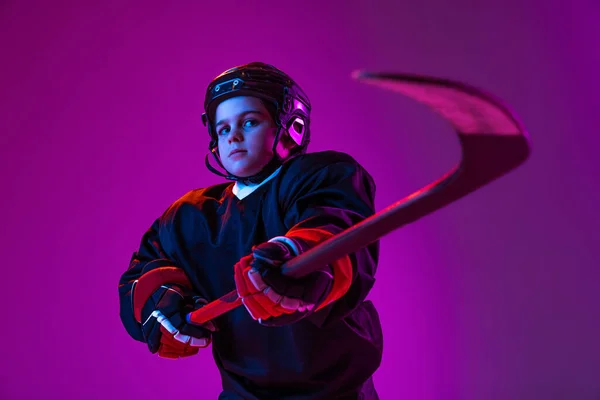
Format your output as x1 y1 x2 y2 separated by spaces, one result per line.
227 126 243 144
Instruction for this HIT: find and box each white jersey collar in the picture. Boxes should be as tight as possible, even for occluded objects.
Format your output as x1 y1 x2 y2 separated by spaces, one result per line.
232 166 282 200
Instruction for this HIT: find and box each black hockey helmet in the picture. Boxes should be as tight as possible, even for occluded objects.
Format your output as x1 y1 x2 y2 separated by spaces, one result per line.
201 62 311 184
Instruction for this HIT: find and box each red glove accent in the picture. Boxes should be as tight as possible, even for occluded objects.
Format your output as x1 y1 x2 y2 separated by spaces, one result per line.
233 255 296 321
156 325 207 359
141 287 217 360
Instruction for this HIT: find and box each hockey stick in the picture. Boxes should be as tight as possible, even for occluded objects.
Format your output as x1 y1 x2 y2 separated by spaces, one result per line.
187 71 531 325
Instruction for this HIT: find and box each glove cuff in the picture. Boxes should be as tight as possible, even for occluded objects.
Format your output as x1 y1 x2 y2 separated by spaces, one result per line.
140 284 188 324
132 266 192 323
268 236 302 256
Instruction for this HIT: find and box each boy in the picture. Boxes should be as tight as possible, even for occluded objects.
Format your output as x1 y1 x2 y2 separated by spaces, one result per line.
118 62 383 399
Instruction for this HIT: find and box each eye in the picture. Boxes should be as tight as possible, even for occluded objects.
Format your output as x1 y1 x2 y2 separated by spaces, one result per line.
217 126 230 136
244 119 258 128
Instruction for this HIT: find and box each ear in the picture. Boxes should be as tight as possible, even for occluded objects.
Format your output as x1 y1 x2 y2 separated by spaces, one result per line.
275 129 296 159
278 129 297 150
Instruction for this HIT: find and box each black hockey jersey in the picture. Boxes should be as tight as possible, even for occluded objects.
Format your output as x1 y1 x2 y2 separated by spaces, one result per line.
118 151 383 400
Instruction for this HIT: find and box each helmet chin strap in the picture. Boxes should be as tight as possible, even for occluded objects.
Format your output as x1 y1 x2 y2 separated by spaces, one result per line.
204 153 284 185
204 125 290 185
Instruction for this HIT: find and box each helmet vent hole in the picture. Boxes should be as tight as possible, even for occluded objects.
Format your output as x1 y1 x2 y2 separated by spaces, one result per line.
293 120 304 134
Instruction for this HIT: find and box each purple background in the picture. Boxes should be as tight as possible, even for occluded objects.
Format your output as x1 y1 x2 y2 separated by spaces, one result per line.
1 1 598 399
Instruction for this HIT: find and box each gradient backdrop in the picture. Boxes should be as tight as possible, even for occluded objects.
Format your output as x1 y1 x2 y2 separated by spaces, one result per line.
1 1 598 399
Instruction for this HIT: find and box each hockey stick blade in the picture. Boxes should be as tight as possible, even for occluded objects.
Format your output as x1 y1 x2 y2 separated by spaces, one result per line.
188 72 531 325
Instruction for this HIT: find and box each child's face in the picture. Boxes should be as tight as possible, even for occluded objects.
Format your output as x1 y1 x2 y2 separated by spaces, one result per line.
215 96 278 178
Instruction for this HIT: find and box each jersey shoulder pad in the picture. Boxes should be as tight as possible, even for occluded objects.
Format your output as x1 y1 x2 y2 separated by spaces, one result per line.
161 182 231 222
283 150 365 176
278 150 376 199
174 182 231 204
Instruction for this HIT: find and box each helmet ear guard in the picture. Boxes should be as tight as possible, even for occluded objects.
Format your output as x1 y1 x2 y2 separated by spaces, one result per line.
201 111 218 155
279 90 310 149
288 117 305 146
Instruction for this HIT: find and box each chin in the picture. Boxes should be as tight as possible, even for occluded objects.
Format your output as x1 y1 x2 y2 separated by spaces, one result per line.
227 165 261 178
225 158 269 178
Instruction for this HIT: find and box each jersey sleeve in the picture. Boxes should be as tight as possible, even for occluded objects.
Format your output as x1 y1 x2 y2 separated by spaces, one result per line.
118 216 194 343
279 152 380 328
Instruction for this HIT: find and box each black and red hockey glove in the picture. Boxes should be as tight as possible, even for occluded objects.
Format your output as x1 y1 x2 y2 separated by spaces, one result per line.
140 284 216 359
234 228 354 326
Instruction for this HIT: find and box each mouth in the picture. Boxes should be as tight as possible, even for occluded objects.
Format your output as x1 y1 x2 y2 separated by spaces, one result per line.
229 149 247 157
